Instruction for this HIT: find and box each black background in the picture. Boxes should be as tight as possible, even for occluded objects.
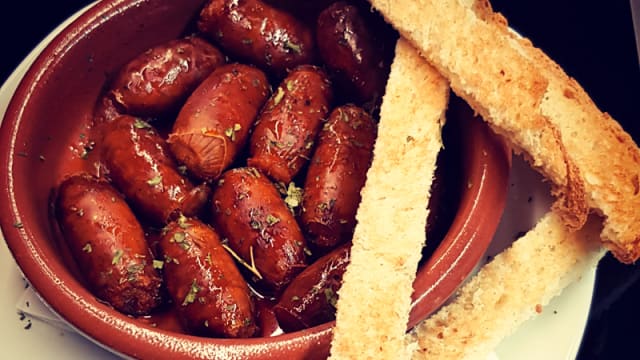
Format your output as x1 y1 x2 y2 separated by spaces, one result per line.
1 1 639 359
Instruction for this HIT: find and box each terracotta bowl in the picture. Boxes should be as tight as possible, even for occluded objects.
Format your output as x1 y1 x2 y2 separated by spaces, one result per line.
0 0 510 359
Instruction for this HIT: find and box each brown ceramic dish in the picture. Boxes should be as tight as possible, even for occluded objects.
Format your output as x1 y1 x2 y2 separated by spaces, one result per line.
0 0 510 359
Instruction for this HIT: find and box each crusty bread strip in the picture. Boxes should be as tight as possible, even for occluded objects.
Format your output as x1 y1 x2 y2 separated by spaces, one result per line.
368 0 640 263
406 211 605 359
328 38 449 360
368 0 588 233
503 27 640 264
463 0 640 264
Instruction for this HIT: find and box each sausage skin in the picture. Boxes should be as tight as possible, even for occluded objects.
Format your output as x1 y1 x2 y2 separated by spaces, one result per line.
273 243 350 332
211 167 308 293
109 36 225 117
54 174 163 316
159 216 258 338
101 115 210 225
301 105 377 250
198 0 316 77
262 0 335 21
247 65 332 184
316 1 392 107
167 64 269 181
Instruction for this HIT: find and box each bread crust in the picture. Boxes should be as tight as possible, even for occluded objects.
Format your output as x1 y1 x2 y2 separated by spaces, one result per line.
503 30 640 263
328 38 449 360
368 0 640 262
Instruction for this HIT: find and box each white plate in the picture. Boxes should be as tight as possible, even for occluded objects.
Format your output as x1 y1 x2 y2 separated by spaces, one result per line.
0 3 599 359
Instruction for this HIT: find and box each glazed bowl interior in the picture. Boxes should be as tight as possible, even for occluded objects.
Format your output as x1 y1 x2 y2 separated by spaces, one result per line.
0 0 510 359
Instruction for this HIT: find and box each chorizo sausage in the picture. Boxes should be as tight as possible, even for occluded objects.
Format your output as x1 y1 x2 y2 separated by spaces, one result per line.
101 115 210 225
300 105 377 250
247 65 332 184
316 1 394 107
263 0 335 22
167 63 269 181
211 167 308 293
159 216 258 338
198 0 316 77
54 173 163 316
273 243 350 332
109 36 225 117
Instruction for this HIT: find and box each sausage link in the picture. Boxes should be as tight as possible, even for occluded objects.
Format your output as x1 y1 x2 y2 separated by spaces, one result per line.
109 36 225 117
263 0 336 22
211 167 308 293
101 115 210 225
198 0 316 77
301 105 377 250
247 65 332 184
316 1 395 107
159 216 258 338
167 64 269 181
273 243 350 332
54 174 163 316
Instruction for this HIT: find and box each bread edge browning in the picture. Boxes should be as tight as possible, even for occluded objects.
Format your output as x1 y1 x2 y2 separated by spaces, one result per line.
368 0 589 233
469 0 640 263
328 38 449 360
368 0 640 263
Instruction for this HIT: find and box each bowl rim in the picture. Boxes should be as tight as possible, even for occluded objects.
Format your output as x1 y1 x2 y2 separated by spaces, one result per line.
0 1 511 359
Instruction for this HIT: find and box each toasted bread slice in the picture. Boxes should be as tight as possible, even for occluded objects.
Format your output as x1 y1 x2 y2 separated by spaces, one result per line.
328 38 449 360
368 0 640 263
406 211 605 359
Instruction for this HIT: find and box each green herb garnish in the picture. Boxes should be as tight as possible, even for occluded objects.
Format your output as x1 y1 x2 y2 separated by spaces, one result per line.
182 279 200 306
111 249 124 265
147 175 162 186
133 118 152 129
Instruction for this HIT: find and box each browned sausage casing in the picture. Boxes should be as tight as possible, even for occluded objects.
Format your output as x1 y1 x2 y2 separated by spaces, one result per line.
273 243 350 332
301 105 377 249
316 1 392 106
54 174 163 316
211 167 308 292
263 0 336 21
198 0 316 77
109 36 225 117
159 216 258 338
167 64 269 181
101 115 210 225
247 65 332 184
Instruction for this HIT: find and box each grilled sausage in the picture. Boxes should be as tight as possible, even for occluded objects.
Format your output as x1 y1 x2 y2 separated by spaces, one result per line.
316 1 394 107
167 63 269 181
198 0 316 77
101 115 210 225
301 105 377 250
247 65 332 184
273 243 350 332
263 0 335 21
211 167 308 293
54 173 163 316
109 36 225 117
159 216 258 338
